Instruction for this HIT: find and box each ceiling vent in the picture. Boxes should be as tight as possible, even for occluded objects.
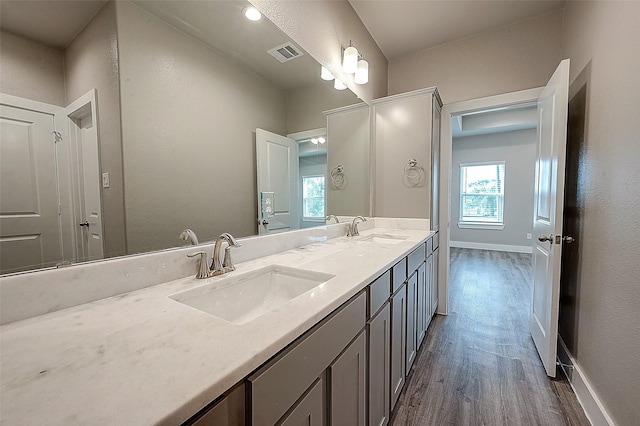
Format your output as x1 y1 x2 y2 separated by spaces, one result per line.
267 42 304 63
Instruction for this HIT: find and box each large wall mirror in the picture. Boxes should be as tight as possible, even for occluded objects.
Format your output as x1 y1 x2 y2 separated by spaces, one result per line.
0 0 370 275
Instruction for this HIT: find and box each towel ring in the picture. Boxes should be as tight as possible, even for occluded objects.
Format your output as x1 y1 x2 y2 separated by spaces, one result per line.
330 164 346 188
404 158 424 186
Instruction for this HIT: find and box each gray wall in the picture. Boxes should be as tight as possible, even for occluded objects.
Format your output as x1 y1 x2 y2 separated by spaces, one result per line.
65 1 126 258
451 129 535 248
116 1 288 254
251 0 388 103
286 81 359 134
388 10 563 103
385 3 640 423
559 2 640 424
0 30 65 106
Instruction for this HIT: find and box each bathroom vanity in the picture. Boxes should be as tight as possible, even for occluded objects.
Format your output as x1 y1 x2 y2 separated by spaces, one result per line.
0 219 438 425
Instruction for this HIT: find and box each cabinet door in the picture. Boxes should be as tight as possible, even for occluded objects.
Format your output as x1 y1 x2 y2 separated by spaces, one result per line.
406 272 417 373
431 248 439 315
390 284 406 410
329 330 366 426
368 303 390 426
416 262 427 349
279 378 324 426
190 384 244 426
425 255 433 328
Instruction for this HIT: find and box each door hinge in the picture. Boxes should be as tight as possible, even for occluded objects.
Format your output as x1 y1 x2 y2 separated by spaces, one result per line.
53 131 62 143
58 204 62 216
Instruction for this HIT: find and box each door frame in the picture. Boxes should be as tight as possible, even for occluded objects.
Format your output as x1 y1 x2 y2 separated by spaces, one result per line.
439 87 543 315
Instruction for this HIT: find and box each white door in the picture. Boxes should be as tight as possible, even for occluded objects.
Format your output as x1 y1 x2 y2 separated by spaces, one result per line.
256 129 299 235
0 104 63 273
58 90 104 261
530 59 571 377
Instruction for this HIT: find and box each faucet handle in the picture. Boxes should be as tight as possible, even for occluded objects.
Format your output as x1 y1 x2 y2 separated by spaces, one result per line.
222 246 237 272
187 251 211 279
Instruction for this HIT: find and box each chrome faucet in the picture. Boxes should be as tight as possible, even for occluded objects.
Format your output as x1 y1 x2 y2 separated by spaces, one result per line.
210 233 242 276
179 228 199 245
347 216 367 237
326 214 339 224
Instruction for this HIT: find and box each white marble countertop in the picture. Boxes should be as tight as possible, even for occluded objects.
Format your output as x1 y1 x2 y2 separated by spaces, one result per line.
0 226 434 425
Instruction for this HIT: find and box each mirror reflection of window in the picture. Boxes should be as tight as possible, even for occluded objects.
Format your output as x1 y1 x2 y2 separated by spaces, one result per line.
302 175 326 220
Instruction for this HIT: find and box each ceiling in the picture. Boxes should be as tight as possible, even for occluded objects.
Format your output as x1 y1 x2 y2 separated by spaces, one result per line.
0 0 325 91
0 0 108 48
349 0 565 59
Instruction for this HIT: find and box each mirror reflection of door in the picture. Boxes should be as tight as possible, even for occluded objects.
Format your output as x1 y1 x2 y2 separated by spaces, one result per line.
0 100 63 274
0 91 104 274
256 129 300 235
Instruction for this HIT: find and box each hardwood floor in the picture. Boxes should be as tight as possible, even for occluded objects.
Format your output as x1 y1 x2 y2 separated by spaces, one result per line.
390 248 590 426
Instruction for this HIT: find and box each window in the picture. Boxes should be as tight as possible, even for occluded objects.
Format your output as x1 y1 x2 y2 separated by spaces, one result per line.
302 175 325 220
459 162 505 228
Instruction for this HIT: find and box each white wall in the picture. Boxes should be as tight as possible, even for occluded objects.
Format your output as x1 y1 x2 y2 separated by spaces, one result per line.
0 30 65 106
115 1 288 254
65 1 126 258
388 10 563 104
559 2 640 424
451 129 535 249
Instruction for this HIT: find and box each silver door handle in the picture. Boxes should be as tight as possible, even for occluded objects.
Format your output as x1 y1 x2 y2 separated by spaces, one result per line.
261 220 269 225
563 236 575 244
79 221 90 227
538 234 553 242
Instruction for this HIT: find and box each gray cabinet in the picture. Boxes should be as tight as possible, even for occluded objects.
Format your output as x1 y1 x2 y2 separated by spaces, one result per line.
416 262 427 349
390 283 406 410
406 272 417 373
189 384 245 426
279 378 324 426
248 293 366 426
431 247 439 315
329 330 367 426
368 302 390 426
372 88 442 223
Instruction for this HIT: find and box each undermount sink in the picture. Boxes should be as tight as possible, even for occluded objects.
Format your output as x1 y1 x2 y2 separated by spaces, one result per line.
170 265 335 325
357 234 409 244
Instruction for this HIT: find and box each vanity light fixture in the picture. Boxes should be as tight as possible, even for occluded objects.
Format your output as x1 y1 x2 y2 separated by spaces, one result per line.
334 79 347 90
342 42 358 74
321 66 335 81
310 137 325 145
354 57 369 85
242 6 262 21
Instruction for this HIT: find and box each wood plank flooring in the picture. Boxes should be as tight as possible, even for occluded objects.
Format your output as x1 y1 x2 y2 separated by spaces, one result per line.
390 248 590 426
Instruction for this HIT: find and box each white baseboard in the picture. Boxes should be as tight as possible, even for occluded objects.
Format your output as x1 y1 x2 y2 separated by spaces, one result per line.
557 337 616 426
450 241 532 253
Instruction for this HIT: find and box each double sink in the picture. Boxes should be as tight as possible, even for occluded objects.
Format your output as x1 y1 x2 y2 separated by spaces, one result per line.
170 233 408 325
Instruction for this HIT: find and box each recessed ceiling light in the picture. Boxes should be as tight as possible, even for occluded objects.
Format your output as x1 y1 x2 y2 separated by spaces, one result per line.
243 6 262 22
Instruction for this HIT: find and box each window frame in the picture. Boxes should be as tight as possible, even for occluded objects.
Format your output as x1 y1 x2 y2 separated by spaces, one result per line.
301 174 326 222
458 161 506 230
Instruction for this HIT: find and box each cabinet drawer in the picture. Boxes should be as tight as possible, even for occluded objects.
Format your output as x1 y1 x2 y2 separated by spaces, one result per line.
392 258 407 293
426 237 433 257
368 270 391 318
407 243 426 273
248 292 366 426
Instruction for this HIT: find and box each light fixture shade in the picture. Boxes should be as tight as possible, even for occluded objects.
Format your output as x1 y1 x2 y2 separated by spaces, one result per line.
342 46 358 74
242 6 262 21
334 79 347 90
318 137 326 144
321 66 335 81
354 59 369 84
